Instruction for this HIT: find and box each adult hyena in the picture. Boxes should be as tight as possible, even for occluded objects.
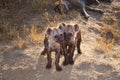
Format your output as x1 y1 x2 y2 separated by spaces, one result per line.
54 0 103 19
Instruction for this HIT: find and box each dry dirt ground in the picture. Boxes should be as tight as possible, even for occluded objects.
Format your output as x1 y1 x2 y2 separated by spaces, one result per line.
0 0 120 80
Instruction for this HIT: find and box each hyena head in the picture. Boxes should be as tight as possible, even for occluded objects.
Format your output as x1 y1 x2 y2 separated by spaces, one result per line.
54 0 70 14
57 23 66 42
46 27 64 43
64 24 79 41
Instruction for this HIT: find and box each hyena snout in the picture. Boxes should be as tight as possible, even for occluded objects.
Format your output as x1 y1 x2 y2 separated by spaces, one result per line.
55 34 64 42
64 32 72 41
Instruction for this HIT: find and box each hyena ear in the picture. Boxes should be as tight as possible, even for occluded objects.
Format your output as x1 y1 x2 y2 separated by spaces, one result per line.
46 28 52 35
59 25 63 30
59 23 66 31
62 23 66 27
74 24 79 32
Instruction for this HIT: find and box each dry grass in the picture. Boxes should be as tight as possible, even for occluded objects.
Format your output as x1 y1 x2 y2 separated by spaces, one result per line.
0 23 18 41
0 0 56 8
0 22 45 48
12 33 27 48
29 25 44 44
42 12 59 28
29 0 55 8
100 14 120 43
95 37 115 54
11 25 45 48
95 14 120 55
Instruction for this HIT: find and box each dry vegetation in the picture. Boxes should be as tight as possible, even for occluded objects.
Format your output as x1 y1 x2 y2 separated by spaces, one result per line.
11 25 45 48
0 24 45 48
0 0 56 8
0 0 55 48
95 14 120 56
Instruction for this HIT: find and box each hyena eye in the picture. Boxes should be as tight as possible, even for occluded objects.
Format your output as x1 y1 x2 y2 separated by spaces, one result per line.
54 35 58 38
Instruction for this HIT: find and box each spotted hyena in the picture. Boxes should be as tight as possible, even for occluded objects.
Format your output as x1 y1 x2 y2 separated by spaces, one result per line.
41 28 64 71
63 24 82 65
41 24 66 71
54 0 103 19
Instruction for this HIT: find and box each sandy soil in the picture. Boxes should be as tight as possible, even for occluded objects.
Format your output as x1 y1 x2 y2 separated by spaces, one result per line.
0 0 120 80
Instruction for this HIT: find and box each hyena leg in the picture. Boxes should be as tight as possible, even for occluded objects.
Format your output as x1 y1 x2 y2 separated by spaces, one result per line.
62 46 69 66
77 34 82 54
76 31 82 54
69 45 75 65
77 38 82 54
55 51 62 71
41 37 48 55
46 50 52 69
41 47 47 55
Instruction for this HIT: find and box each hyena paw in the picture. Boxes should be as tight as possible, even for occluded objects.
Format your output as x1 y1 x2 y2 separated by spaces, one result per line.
46 64 51 69
69 59 74 65
78 50 82 54
63 60 69 66
56 66 62 71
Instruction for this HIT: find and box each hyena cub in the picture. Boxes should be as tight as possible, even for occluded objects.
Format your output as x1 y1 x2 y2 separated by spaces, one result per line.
41 24 65 71
41 23 65 55
64 24 82 64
